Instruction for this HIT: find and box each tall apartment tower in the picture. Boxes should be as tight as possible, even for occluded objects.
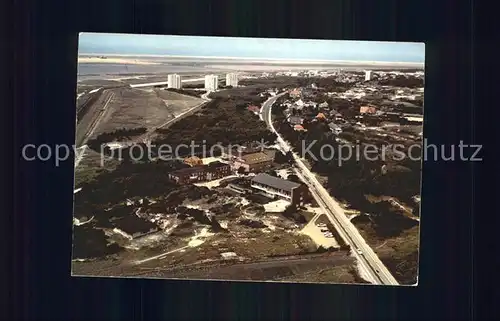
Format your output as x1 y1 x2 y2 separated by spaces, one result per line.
204 74 219 91
167 74 182 89
365 70 372 81
226 73 239 87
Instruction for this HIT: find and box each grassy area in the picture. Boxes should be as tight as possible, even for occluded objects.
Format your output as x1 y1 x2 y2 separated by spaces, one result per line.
74 149 120 187
226 229 317 259
278 264 365 284
74 165 103 187
355 222 419 285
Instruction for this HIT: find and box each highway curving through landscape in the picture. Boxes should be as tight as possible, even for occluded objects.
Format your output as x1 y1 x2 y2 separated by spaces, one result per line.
261 92 399 286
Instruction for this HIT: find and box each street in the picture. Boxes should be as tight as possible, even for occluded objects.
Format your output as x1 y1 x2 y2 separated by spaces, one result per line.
261 92 399 286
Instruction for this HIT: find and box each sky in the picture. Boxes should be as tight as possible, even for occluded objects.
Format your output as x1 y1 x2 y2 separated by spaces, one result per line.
79 33 425 63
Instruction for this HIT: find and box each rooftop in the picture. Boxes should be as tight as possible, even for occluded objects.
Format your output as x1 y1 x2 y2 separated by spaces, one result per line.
251 173 301 192
170 165 206 176
240 152 273 165
206 161 230 169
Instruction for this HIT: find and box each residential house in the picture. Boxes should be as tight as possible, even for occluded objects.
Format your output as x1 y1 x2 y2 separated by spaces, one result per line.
318 101 329 108
328 122 343 135
247 105 260 114
287 116 304 125
360 106 377 114
294 99 305 107
293 124 306 131
316 112 327 120
289 88 302 98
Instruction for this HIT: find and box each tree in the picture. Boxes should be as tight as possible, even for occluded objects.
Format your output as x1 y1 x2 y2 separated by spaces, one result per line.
237 167 246 175
266 170 278 177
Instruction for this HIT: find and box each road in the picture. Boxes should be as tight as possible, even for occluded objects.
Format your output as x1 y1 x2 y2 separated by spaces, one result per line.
129 77 206 88
74 90 115 167
261 92 399 286
76 90 114 147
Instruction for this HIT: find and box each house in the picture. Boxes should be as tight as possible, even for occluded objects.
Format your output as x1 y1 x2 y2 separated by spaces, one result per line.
247 105 260 114
319 101 329 108
250 173 308 204
295 99 305 107
328 122 343 135
233 152 274 173
293 124 306 131
287 116 304 125
360 106 377 114
316 112 327 120
289 88 302 98
302 88 315 98
403 116 423 123
169 162 231 184
184 156 203 167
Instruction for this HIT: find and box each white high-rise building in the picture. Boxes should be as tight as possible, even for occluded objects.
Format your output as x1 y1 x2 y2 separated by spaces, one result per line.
225 73 239 87
204 74 219 91
365 70 372 81
167 74 182 89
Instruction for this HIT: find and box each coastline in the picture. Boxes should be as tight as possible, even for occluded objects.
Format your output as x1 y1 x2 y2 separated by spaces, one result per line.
78 53 424 67
78 57 160 65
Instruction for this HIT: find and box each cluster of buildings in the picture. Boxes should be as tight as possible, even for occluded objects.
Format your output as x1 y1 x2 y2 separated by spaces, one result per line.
168 149 275 186
166 148 308 205
204 73 240 91
280 90 345 134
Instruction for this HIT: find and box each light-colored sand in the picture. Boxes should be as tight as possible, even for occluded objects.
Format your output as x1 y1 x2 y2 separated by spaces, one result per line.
263 199 291 212
78 57 160 65
300 223 339 249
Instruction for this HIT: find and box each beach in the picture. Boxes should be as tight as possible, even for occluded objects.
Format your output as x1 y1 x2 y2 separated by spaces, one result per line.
78 57 160 65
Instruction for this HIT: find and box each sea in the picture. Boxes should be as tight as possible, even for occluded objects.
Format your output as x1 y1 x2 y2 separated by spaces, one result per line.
77 63 217 81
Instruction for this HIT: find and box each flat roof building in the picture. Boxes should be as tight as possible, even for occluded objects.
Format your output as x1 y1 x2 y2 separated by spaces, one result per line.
251 173 307 204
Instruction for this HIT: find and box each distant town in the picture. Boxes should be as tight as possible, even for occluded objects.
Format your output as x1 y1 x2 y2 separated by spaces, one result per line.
73 52 423 286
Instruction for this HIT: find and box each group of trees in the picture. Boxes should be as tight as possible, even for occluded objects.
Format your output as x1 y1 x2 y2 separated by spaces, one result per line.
377 76 423 88
72 225 122 259
183 83 204 89
239 76 354 93
74 160 184 215
165 88 203 98
153 95 277 149
281 204 307 224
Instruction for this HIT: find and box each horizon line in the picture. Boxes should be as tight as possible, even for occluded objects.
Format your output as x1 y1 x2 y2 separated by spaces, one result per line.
78 53 424 65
